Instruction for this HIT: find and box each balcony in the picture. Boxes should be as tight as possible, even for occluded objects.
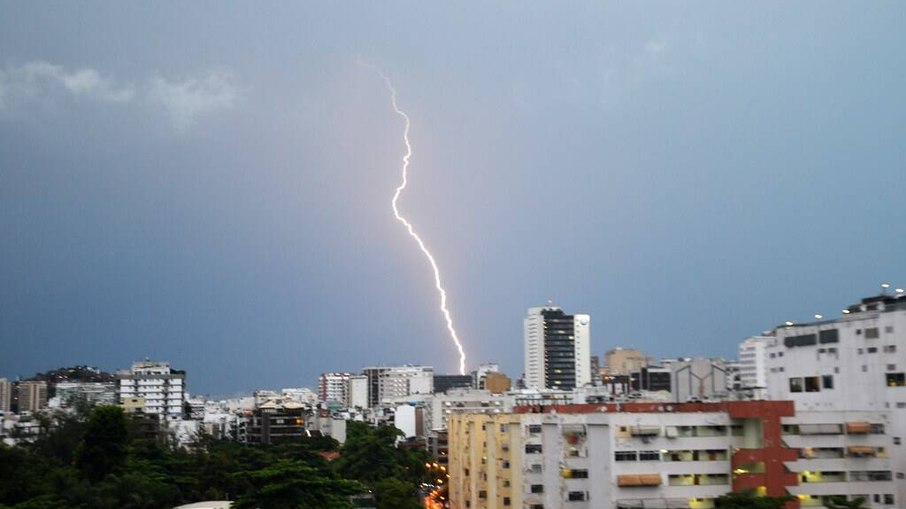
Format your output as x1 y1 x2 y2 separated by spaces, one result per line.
732 447 798 465
667 474 729 487
800 471 846 483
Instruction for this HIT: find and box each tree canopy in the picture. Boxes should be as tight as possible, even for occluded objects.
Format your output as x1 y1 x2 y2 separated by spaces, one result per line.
0 407 425 509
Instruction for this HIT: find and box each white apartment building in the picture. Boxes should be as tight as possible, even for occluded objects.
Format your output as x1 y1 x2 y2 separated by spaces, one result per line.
347 375 368 409
0 378 12 413
738 336 772 397
116 360 186 418
319 372 352 403
362 365 433 407
427 388 516 432
524 305 591 391
449 401 896 509
758 291 906 505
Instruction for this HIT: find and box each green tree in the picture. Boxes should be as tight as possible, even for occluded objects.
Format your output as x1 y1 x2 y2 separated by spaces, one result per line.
75 406 129 483
0 445 49 506
334 423 405 483
233 459 365 509
715 490 794 509
373 477 421 509
827 496 868 509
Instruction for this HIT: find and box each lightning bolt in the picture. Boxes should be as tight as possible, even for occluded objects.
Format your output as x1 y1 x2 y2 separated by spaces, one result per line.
375 70 467 376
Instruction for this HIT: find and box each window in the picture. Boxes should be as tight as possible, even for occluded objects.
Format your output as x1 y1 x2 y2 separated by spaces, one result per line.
829 348 838 354
895 437 901 445
503 497 511 506
528 424 542 434
639 450 661 461
531 484 544 493
889 364 897 371
866 327 880 339
868 347 878 354
502 460 510 469
898 472 905 480
564 469 588 479
790 377 803 393
885 345 897 353
885 326 894 334
871 423 885 434
525 444 543 454
785 334 817 347
478 490 487 499
858 348 864 354
885 495 894 505
805 376 821 392
886 373 906 387
819 329 839 344
822 375 834 389
568 492 586 501
615 451 638 461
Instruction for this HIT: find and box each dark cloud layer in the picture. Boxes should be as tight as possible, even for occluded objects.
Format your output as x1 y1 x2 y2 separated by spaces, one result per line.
2 2 905 395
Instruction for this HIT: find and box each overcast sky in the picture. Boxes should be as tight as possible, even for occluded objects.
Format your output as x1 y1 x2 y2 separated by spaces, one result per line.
2 2 905 396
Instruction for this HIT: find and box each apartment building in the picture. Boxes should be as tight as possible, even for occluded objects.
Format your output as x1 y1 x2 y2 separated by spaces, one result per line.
524 305 591 390
449 401 896 509
363 365 433 407
738 336 772 396
761 291 906 504
319 372 353 403
116 360 186 418
0 378 12 413
17 381 48 413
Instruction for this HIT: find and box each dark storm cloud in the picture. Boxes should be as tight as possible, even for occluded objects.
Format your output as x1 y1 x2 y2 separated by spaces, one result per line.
1 1 904 395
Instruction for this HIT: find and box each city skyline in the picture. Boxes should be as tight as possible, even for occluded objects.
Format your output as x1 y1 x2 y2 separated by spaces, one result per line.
2 3 905 395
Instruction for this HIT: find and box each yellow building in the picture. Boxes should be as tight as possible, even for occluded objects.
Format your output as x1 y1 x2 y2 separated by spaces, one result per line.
604 347 651 375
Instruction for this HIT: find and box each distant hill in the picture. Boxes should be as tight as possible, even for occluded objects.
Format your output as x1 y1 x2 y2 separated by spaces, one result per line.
26 365 116 396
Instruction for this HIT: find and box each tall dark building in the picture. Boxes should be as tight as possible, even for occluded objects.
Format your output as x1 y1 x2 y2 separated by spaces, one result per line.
524 305 591 390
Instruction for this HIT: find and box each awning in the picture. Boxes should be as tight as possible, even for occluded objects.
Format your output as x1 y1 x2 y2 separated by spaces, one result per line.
847 445 874 456
846 422 871 434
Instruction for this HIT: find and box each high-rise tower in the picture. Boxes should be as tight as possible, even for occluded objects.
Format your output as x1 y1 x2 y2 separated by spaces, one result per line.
524 305 591 390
